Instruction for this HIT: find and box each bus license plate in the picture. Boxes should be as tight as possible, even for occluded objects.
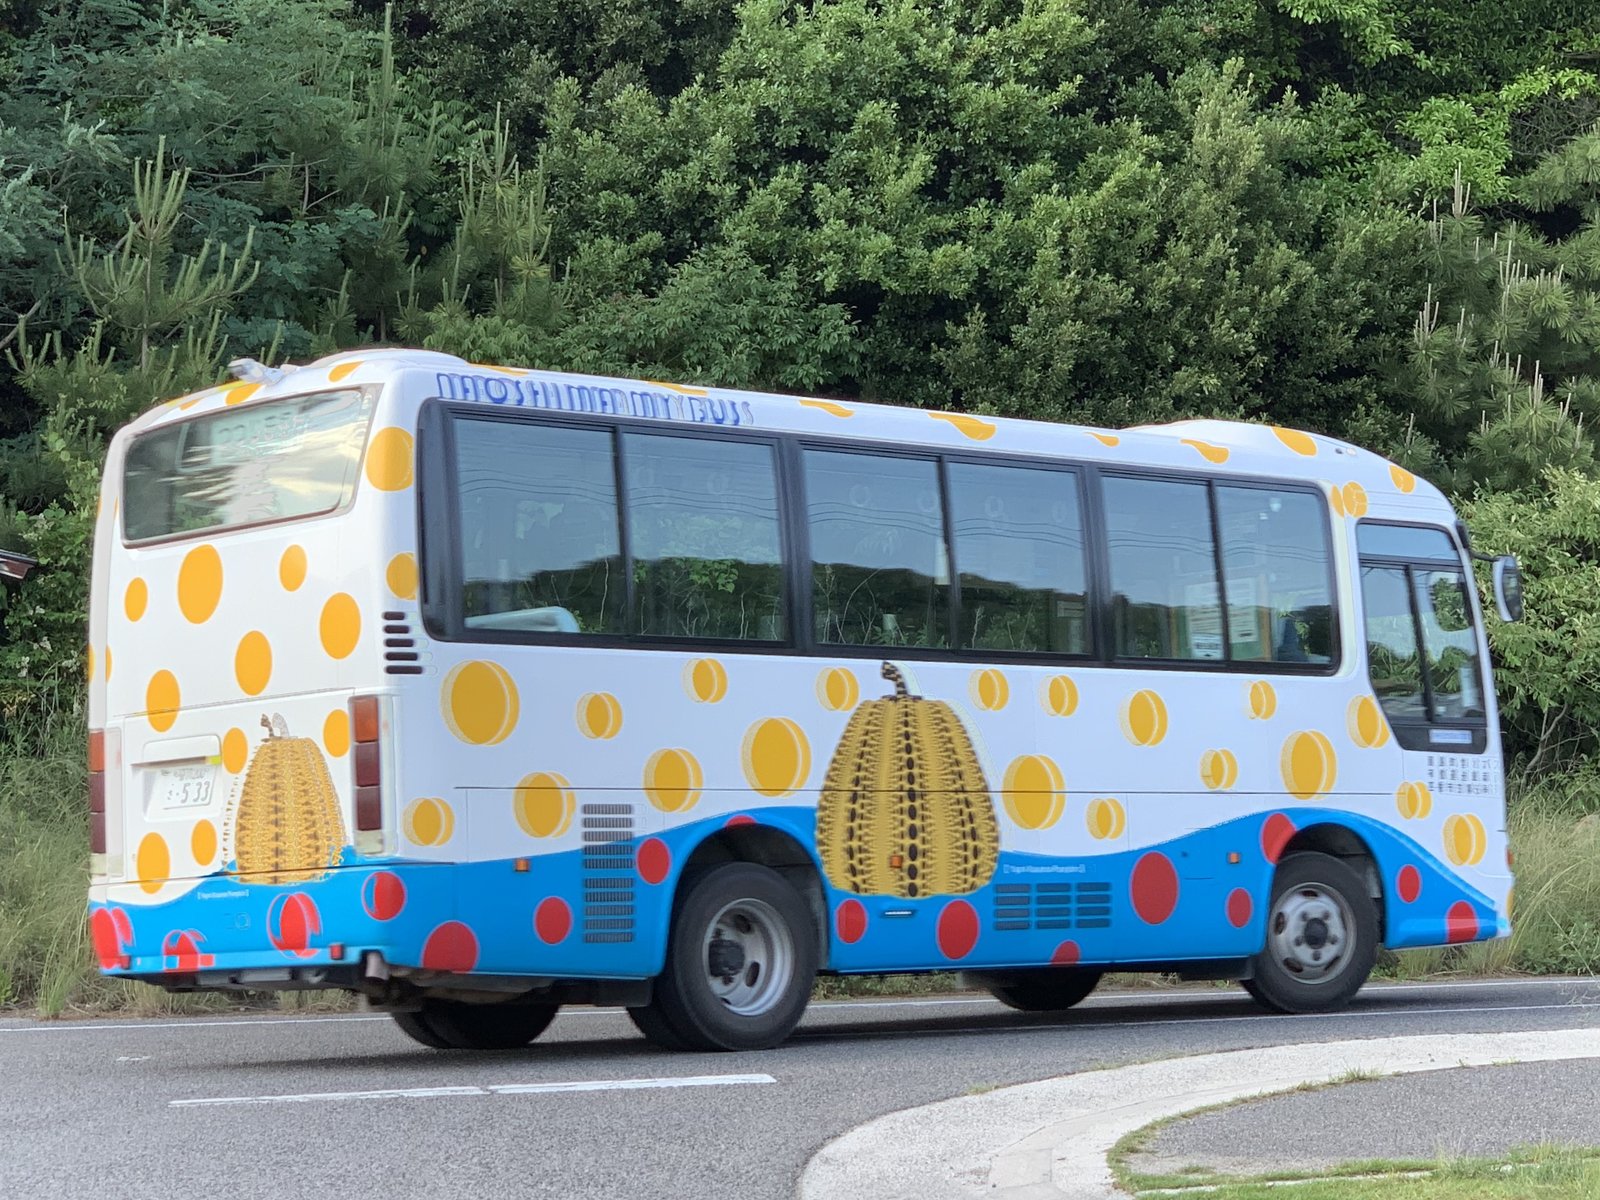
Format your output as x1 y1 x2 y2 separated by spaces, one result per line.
154 764 216 811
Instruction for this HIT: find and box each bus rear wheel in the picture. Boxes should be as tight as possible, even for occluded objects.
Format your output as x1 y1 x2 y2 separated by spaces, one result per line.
974 969 1103 1013
391 998 559 1050
1243 852 1377 1014
629 863 818 1052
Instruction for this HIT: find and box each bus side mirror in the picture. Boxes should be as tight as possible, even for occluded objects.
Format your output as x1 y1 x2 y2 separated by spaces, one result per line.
1492 555 1523 623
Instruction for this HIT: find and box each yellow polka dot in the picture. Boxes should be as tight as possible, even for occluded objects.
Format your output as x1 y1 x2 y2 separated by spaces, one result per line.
1281 731 1337 800
514 772 576 836
223 382 262 406
1341 482 1368 518
1389 463 1417 493
403 797 455 846
1086 797 1127 840
279 545 307 591
931 411 997 440
86 645 95 683
328 360 363 382
799 399 853 418
1443 813 1487 866
816 667 860 712
146 671 181 732
323 710 350 758
576 692 623 739
319 593 361 659
177 545 223 623
1089 432 1121 447
741 718 811 797
234 631 272 696
136 833 170 894
1347 695 1391 749
1272 427 1319 456
442 661 520 746
970 668 1010 711
222 727 249 774
1329 486 1346 518
1042 675 1079 717
1200 749 1239 790
1002 755 1066 829
364 427 415 491
124 577 148 622
1248 680 1277 720
683 658 728 703
1182 438 1230 464
191 820 217 867
104 646 113 682
386 552 418 600
1395 781 1433 820
644 750 705 813
1120 690 1168 746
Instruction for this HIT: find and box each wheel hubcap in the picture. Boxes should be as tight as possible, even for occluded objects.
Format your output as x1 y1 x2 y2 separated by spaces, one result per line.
702 898 794 1017
1269 883 1354 984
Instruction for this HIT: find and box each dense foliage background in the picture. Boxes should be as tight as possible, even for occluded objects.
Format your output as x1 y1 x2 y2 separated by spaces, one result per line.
5 0 1600 1004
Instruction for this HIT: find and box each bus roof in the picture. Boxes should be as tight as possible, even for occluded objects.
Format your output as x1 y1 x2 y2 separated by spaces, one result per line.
129 347 1445 507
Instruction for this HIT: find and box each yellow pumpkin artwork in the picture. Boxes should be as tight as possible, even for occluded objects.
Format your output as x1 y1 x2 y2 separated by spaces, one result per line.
815 662 998 898
224 715 346 884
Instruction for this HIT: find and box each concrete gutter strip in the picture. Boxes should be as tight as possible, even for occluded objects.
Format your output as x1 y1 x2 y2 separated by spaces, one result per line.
798 1030 1600 1200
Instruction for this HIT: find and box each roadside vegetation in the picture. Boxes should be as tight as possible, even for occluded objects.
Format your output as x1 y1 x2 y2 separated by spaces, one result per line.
6 2 1600 1013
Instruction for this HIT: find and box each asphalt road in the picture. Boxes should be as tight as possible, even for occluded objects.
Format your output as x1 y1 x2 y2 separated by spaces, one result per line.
3 978 1598 1200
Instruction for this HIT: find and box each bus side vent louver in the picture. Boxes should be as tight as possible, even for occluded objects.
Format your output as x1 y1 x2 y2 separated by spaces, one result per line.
382 611 424 675
580 803 635 943
992 882 1113 932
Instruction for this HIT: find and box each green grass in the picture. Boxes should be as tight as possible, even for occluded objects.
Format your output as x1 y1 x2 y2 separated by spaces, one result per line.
1123 1145 1600 1199
6 688 1600 1016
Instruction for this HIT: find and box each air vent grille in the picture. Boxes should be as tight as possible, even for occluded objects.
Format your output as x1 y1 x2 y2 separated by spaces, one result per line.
382 611 423 675
992 881 1113 932
581 803 635 943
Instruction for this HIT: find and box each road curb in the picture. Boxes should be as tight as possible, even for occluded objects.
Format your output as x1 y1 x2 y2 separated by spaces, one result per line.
797 1029 1600 1200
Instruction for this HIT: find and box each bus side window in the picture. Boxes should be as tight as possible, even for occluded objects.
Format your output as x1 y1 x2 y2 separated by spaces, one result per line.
805 450 949 649
1215 487 1334 665
1103 476 1219 661
623 433 786 641
454 420 625 635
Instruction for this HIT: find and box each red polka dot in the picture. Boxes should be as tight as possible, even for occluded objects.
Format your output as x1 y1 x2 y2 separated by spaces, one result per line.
361 871 406 921
1396 865 1421 904
90 909 124 968
268 893 320 958
111 907 132 944
1051 940 1081 965
1226 888 1252 928
535 897 572 945
1130 852 1179 924
421 921 479 972
1445 901 1478 944
835 899 867 944
725 814 757 827
937 900 980 960
161 929 214 971
1261 813 1296 864
637 838 671 885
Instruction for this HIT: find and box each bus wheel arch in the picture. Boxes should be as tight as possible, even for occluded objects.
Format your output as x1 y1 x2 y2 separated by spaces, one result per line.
1278 822 1385 937
676 824 829 969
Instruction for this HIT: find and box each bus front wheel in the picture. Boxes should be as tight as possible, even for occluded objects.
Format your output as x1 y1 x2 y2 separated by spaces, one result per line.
1243 852 1377 1014
391 998 558 1050
629 863 818 1052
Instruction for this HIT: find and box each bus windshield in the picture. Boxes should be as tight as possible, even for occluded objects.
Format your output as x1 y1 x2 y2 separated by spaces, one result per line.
122 389 373 542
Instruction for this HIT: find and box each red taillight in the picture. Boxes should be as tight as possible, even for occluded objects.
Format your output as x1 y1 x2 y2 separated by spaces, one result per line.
350 697 383 833
88 729 106 853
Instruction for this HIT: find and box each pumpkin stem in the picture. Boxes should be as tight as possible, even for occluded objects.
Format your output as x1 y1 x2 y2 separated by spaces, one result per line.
260 715 275 737
270 714 290 738
881 660 911 698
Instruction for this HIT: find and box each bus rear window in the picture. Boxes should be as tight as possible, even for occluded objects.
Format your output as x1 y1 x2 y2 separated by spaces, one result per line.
123 389 374 543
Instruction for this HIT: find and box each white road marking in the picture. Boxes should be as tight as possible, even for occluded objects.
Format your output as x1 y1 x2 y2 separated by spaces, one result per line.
171 1073 777 1107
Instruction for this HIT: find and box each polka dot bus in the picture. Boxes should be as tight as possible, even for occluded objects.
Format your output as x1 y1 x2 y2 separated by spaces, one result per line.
85 348 1523 1051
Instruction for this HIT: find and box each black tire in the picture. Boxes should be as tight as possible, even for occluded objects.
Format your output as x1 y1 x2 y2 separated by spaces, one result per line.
394 999 558 1050
1243 851 1378 1014
628 863 818 1052
976 969 1103 1013
391 1008 452 1049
